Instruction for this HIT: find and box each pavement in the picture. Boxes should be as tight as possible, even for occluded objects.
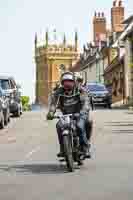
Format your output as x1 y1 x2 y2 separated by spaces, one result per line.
0 108 132 199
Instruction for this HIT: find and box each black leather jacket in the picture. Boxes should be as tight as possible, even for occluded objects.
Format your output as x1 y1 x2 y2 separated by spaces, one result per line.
49 86 90 115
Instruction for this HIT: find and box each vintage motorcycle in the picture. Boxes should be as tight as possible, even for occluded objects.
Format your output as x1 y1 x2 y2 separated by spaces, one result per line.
54 113 85 172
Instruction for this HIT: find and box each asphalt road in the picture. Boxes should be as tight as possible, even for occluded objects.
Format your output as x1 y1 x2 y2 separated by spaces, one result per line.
0 108 133 200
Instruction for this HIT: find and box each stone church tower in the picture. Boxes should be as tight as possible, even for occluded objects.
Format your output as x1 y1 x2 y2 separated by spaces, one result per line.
34 30 80 105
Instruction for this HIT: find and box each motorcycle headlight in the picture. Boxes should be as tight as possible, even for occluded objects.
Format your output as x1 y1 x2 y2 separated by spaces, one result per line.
60 116 71 128
10 99 14 104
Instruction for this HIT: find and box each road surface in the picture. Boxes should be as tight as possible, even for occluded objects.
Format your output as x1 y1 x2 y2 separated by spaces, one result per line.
0 109 132 199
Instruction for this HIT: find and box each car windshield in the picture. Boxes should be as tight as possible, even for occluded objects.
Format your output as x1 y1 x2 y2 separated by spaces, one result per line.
0 80 10 90
87 84 107 92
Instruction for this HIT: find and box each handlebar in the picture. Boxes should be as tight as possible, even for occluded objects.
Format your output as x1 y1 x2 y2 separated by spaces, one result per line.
54 113 80 119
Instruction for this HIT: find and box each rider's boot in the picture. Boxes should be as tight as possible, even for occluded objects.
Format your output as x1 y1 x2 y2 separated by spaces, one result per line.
84 146 91 159
81 144 91 159
57 144 64 157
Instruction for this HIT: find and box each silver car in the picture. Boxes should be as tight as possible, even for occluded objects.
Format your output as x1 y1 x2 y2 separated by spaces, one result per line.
0 88 10 124
0 96 4 129
0 76 22 117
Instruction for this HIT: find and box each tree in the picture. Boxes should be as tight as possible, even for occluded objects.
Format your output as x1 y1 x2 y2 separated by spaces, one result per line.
21 96 31 111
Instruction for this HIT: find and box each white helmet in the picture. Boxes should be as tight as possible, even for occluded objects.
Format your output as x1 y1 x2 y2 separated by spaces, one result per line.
61 71 75 85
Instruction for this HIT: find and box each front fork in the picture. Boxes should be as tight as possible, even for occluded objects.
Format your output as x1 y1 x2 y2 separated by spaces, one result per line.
62 129 73 152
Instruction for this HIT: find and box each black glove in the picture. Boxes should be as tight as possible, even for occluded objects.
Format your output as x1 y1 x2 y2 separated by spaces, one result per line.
46 112 54 120
74 113 80 119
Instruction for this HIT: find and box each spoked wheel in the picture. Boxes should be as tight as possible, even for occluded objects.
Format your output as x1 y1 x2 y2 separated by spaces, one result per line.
73 137 83 166
63 135 74 172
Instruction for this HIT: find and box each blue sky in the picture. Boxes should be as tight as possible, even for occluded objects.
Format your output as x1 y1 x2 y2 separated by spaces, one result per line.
0 0 132 102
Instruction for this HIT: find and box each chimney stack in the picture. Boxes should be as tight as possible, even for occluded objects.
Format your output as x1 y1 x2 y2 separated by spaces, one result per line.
111 0 124 32
119 0 122 6
93 11 107 43
113 1 116 7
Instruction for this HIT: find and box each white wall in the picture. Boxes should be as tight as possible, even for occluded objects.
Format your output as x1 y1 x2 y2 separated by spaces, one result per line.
82 62 97 82
82 55 108 84
124 38 133 99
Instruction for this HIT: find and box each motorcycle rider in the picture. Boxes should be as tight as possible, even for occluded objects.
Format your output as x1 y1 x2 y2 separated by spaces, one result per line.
53 82 60 92
75 74 93 144
46 71 91 158
75 74 83 87
75 74 94 110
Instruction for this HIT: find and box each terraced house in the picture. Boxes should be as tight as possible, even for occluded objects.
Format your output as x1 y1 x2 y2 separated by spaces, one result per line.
72 1 133 106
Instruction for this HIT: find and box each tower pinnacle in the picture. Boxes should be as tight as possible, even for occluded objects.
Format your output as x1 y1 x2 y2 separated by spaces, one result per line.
63 33 66 47
45 29 49 47
35 33 37 48
75 30 78 51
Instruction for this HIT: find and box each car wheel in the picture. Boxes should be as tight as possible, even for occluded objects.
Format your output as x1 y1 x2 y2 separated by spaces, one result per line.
0 113 4 129
14 108 21 117
8 108 10 123
20 108 23 115
107 103 112 109
8 116 10 123
4 113 8 126
5 107 10 125
103 104 107 108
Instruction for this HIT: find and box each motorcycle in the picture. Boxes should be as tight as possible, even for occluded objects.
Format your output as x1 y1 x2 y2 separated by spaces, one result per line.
54 113 84 172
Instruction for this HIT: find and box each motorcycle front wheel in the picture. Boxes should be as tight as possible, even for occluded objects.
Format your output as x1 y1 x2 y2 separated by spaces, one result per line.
63 135 74 172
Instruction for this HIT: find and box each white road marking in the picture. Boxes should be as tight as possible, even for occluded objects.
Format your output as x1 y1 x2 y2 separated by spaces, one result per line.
25 146 41 159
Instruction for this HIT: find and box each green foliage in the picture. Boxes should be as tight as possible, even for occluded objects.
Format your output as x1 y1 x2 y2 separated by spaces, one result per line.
21 96 31 111
21 96 29 106
23 104 31 111
128 97 133 106
105 79 112 85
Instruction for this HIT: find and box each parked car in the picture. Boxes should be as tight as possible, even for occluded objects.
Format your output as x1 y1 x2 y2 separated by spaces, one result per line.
86 82 112 108
0 88 10 128
0 97 4 129
0 76 22 117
